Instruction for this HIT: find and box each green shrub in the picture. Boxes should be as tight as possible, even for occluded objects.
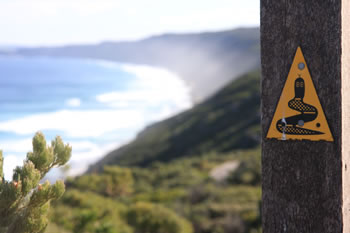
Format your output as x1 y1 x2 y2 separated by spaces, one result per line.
0 132 71 233
72 166 134 197
127 202 193 233
53 190 132 233
227 153 261 185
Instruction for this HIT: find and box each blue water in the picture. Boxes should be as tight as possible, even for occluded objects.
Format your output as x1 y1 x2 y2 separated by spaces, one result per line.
0 57 133 144
0 56 191 179
0 57 130 117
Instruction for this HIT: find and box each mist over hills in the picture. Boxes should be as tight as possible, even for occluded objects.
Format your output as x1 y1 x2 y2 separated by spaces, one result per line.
14 27 260 101
89 70 260 172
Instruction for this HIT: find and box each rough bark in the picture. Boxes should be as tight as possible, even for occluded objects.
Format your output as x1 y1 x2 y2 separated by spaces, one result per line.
261 1 344 232
342 0 350 232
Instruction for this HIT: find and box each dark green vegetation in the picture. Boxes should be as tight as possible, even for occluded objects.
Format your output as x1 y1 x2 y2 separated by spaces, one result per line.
13 27 260 101
46 71 262 233
90 70 260 170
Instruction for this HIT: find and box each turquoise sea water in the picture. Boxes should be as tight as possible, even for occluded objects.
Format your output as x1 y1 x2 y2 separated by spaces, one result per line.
0 56 191 179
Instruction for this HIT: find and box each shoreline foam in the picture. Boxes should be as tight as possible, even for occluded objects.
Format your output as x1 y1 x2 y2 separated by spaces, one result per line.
0 57 193 179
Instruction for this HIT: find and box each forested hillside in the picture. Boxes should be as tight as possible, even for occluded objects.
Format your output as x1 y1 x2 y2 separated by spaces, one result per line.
46 71 262 233
89 70 260 171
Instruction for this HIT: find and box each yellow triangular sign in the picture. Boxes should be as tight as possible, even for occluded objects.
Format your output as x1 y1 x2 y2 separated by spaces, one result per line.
267 47 333 141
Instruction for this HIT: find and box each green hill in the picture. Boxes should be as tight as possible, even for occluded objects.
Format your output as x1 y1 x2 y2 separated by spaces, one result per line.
47 70 262 233
89 70 260 172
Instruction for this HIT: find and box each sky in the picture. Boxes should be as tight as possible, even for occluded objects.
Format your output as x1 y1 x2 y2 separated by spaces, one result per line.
0 0 260 46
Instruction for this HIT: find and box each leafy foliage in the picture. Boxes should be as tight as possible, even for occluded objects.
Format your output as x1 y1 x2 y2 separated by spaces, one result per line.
227 152 261 185
0 132 71 233
127 202 193 233
49 149 261 233
72 166 134 197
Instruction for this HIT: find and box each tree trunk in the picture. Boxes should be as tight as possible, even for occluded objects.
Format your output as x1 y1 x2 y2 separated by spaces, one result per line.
261 0 350 232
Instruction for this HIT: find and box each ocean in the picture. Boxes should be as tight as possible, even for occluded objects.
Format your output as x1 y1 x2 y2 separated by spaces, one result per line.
0 56 192 180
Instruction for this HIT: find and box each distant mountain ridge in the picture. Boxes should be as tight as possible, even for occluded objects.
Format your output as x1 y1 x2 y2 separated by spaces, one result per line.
14 27 260 101
88 70 260 172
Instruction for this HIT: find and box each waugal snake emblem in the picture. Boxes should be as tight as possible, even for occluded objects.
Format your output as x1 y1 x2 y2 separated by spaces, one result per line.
276 77 324 135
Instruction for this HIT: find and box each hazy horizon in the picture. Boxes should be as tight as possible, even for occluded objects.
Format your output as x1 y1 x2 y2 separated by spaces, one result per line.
0 0 259 46
0 26 260 49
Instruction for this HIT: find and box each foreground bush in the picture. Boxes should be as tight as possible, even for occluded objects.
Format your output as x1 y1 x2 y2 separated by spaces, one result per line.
72 166 134 197
127 202 193 233
0 132 71 233
49 150 262 233
51 189 132 233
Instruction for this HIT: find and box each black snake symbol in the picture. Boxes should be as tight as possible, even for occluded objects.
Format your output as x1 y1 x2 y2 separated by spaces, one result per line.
276 77 324 135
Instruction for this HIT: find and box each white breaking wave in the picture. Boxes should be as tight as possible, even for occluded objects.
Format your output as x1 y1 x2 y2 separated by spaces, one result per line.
3 155 24 180
0 109 145 138
0 138 32 154
96 62 192 111
0 62 193 180
65 98 81 107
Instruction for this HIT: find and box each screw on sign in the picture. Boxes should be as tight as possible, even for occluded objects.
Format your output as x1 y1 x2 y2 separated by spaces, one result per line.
266 47 334 141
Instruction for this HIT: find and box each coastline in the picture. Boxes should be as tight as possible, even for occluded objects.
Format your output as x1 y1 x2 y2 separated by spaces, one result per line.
0 56 193 179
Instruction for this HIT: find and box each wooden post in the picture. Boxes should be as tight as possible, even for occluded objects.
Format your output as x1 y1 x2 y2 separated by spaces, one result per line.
261 1 350 232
